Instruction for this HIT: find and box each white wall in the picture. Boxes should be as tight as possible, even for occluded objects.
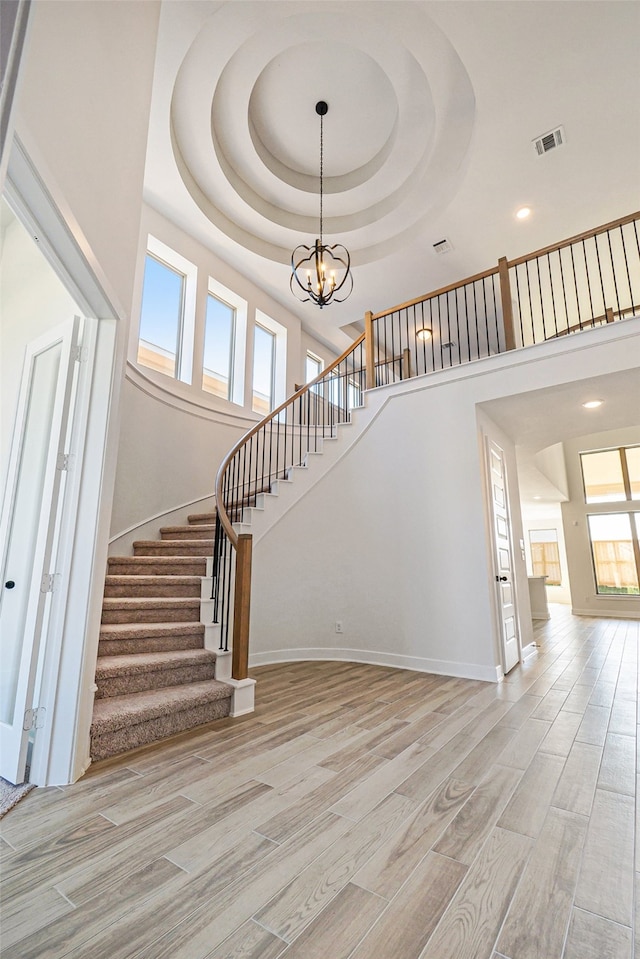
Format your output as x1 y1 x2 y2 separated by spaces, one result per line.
249 319 640 680
562 425 640 618
110 204 338 540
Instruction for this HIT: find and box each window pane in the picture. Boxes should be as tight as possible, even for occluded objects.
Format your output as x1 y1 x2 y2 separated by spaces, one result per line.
588 513 639 595
137 254 184 377
306 353 322 384
203 294 235 399
581 449 626 503
252 325 275 414
626 446 640 500
528 530 561 585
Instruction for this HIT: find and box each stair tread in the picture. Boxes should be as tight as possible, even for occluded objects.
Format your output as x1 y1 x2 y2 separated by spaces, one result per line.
102 597 200 607
105 575 202 584
99 621 205 636
96 649 216 677
133 539 212 545
91 680 233 733
160 525 216 533
108 555 204 564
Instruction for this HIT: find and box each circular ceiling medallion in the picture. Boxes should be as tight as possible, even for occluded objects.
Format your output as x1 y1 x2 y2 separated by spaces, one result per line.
170 2 475 265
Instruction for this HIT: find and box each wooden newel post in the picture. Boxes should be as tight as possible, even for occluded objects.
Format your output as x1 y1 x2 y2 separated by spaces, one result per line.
232 534 252 681
498 256 516 352
364 311 375 391
605 307 615 324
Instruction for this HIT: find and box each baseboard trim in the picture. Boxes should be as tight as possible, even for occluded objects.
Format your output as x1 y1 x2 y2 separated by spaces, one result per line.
248 646 500 683
571 606 640 620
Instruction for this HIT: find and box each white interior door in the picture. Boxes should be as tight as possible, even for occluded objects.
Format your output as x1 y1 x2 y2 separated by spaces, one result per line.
486 437 521 674
0 317 80 784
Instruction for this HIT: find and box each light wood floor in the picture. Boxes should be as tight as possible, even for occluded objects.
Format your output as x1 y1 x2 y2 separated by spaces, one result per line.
1 606 638 959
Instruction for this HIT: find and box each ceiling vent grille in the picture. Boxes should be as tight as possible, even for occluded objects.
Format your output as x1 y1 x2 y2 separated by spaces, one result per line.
533 126 565 156
433 238 452 255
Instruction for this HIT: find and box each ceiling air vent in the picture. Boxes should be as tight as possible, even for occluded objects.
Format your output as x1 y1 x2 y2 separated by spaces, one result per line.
533 125 565 156
433 238 452 255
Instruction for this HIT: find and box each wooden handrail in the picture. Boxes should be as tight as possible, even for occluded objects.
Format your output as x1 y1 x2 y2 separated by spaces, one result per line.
371 266 499 321
370 211 639 324
506 210 640 268
547 303 640 338
214 330 366 547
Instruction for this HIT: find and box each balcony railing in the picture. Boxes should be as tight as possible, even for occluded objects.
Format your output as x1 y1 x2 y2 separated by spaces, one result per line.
213 211 640 682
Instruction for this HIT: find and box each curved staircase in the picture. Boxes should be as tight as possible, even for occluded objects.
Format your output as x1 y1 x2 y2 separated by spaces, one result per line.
90 511 233 761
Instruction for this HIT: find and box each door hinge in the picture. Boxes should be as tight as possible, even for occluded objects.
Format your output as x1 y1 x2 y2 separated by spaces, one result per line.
56 452 75 471
23 707 46 731
40 573 57 593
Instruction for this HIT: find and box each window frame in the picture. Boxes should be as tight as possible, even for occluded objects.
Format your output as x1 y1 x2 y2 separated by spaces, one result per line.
136 236 197 384
586 510 640 596
580 445 640 504
253 310 287 416
580 445 640 597
204 277 247 407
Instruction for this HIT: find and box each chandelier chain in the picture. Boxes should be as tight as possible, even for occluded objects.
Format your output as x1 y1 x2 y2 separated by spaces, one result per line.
319 112 324 247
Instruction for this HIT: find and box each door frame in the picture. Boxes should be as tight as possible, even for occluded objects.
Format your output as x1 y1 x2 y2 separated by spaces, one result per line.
3 136 124 784
484 434 524 675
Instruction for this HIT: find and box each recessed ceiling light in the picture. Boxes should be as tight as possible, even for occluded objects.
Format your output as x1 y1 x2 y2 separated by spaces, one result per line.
533 496 542 500
416 327 432 341
516 207 531 220
582 400 603 409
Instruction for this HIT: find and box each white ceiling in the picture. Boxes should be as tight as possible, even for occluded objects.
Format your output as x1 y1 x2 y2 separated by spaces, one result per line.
144 0 640 503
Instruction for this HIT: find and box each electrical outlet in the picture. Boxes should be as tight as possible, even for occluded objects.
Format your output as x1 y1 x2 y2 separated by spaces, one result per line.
335 621 343 634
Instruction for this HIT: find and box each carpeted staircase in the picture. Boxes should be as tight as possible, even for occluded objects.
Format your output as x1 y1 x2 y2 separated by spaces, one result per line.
90 511 233 761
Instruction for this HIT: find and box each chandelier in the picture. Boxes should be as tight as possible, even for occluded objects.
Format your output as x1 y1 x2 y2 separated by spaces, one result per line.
290 101 353 309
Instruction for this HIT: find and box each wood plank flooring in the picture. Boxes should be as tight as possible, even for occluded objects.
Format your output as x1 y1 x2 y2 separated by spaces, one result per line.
1 605 638 959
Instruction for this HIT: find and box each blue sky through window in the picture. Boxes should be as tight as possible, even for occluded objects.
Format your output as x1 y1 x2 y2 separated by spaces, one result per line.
203 295 234 387
139 255 184 356
253 324 275 406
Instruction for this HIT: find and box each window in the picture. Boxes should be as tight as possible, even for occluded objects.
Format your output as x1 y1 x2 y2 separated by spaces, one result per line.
582 445 640 596
587 513 639 595
581 446 640 503
306 352 322 384
252 324 276 414
137 254 184 377
203 294 235 400
136 237 196 383
252 311 287 416
529 529 562 585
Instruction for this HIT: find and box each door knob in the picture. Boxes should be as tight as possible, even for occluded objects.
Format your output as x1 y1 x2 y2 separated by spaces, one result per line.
5 580 16 589
496 575 508 582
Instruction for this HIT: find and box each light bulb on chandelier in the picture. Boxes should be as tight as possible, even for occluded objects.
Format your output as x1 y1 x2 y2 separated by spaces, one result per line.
290 101 353 309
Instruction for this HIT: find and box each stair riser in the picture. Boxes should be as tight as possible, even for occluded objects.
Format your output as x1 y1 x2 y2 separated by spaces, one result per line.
95 662 217 699
187 513 216 525
107 560 207 576
101 605 201 624
90 697 231 761
133 543 213 557
98 635 204 656
160 527 215 541
103 581 201 599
